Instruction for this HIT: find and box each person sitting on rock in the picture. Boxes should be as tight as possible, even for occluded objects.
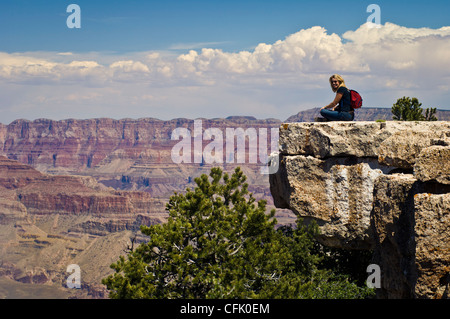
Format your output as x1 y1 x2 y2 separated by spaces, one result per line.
319 74 354 121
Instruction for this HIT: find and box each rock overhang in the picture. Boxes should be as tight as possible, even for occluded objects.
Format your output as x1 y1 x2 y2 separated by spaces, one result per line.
270 121 450 249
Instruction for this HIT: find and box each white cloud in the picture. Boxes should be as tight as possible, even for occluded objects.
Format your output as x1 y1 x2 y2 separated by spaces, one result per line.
109 60 149 73
387 60 416 70
343 23 450 45
0 22 449 123
1 22 449 84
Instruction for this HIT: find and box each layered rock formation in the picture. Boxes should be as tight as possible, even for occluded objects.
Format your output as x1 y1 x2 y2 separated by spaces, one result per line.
0 155 164 227
0 116 296 228
270 121 450 298
0 155 164 298
0 117 281 205
0 116 294 298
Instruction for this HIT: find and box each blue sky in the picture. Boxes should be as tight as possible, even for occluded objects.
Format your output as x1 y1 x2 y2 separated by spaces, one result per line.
0 0 449 123
2 0 449 53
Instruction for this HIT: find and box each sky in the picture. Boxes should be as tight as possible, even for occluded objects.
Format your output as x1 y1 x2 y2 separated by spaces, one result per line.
0 0 450 123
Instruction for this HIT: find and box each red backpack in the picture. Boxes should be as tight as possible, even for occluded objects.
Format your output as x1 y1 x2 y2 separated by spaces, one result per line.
349 89 363 109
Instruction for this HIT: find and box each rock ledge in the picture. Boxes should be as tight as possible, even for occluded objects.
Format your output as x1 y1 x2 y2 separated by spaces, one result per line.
270 121 450 298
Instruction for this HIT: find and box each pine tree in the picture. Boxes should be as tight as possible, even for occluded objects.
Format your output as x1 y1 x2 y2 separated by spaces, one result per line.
102 167 373 299
391 96 438 121
424 107 438 121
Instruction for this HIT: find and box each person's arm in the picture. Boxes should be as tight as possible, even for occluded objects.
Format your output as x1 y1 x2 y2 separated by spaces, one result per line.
321 92 343 110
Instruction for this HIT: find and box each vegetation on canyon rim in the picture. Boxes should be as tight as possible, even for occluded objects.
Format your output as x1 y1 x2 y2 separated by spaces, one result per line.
391 96 437 121
102 167 374 299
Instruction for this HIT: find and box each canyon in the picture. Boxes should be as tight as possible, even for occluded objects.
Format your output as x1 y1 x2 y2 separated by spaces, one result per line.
0 155 165 298
1 106 449 298
0 115 292 298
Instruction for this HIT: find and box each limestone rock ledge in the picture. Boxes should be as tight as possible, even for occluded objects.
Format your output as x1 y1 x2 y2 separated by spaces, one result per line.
269 121 450 298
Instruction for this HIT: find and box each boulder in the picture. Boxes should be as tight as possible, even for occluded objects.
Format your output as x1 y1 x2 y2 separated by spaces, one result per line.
371 174 418 299
279 121 390 158
378 129 450 169
270 154 394 249
279 121 450 160
414 145 450 184
371 175 450 299
271 120 450 299
414 193 450 299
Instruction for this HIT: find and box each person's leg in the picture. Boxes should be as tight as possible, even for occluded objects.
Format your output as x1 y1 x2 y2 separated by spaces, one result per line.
320 109 341 121
338 112 354 121
320 109 354 121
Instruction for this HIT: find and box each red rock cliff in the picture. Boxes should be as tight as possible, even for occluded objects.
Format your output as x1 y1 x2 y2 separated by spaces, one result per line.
0 155 163 228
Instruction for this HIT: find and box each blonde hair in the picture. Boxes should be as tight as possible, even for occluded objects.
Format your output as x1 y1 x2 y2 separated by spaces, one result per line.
329 74 346 92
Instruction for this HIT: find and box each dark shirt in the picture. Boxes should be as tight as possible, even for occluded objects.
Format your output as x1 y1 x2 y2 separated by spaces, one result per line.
337 86 352 112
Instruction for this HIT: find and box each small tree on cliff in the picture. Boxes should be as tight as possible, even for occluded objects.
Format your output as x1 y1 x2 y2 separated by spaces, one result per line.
102 167 373 299
391 96 437 121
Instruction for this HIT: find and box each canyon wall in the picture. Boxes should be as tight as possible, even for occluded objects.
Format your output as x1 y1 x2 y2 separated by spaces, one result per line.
270 121 450 298
0 116 292 298
0 117 281 206
0 155 166 298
